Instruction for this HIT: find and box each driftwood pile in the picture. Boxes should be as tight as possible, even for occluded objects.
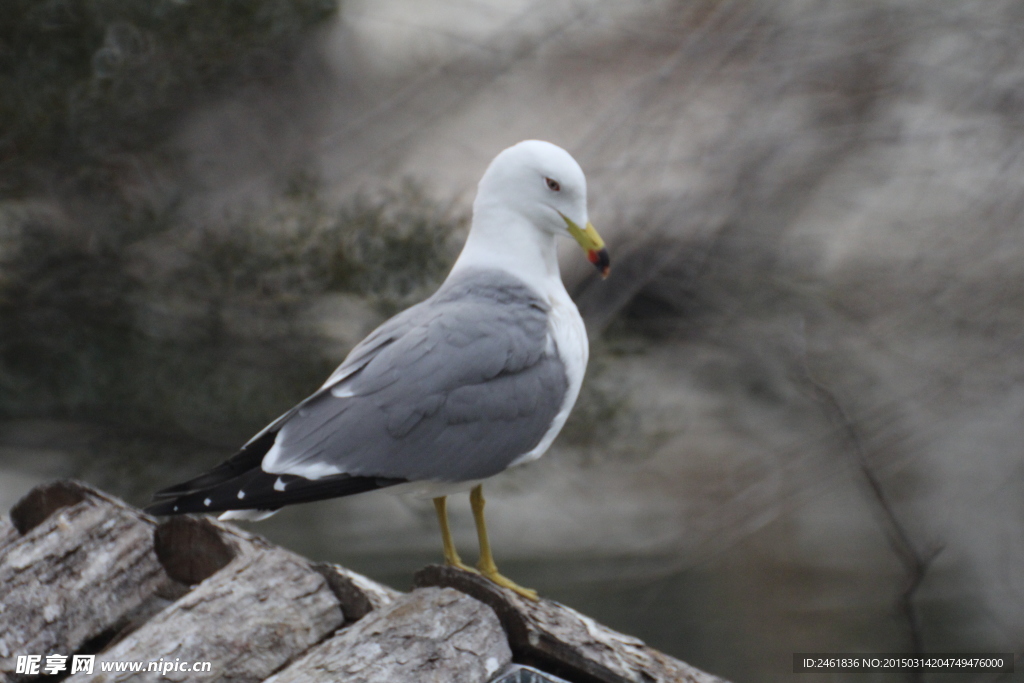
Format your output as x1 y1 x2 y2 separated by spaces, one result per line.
0 480 727 683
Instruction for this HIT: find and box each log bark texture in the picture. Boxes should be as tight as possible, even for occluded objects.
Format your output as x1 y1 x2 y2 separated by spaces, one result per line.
68 543 344 683
415 565 728 683
0 518 17 557
313 562 402 620
0 482 175 683
1 481 732 683
266 587 512 683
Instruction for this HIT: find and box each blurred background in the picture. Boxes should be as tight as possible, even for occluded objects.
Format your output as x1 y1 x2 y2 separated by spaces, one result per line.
2 0 1023 680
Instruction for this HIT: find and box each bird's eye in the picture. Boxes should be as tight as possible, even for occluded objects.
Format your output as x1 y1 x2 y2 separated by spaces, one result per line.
545 177 560 192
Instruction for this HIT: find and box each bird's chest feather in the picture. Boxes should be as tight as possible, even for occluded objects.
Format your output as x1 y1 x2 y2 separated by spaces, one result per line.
546 289 588 399
503 287 586 470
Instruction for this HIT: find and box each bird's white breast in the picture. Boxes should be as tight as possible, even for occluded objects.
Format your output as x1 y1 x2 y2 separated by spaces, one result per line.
508 281 588 467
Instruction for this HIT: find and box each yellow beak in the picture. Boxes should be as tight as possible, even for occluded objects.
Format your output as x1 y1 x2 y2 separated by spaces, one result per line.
561 214 610 278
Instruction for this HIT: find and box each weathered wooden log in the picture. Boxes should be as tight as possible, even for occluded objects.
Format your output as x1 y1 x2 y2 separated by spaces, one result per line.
266 587 513 683
2 480 730 683
68 516 345 683
150 515 400 622
415 565 727 683
1 480 407 681
312 561 401 620
0 481 178 683
153 515 238 585
0 518 18 557
8 480 91 535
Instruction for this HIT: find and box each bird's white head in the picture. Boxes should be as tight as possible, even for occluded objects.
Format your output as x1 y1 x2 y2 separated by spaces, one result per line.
470 140 610 278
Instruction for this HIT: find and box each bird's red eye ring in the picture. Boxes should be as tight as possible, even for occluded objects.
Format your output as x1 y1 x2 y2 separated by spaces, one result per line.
545 177 560 192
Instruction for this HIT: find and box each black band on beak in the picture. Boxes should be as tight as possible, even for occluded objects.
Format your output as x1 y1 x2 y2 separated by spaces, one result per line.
588 248 611 278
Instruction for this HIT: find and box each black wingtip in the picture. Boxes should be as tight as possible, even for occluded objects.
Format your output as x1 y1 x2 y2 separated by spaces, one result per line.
146 470 408 518
150 431 279 501
144 499 182 516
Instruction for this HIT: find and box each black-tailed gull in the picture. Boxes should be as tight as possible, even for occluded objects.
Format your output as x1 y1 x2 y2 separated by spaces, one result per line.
146 140 610 599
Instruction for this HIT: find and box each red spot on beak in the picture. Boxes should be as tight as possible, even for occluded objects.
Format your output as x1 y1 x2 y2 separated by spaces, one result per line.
588 248 611 279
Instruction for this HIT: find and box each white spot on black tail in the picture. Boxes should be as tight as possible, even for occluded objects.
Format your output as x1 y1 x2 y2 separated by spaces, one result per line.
237 490 246 500
274 477 287 492
203 498 212 507
220 509 280 521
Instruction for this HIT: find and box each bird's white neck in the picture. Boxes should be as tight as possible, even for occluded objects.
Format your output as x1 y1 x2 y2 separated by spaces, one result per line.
448 206 564 298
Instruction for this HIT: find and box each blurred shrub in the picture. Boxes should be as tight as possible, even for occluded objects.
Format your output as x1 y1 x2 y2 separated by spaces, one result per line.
0 181 465 444
0 202 141 416
0 0 337 194
334 181 465 315
0 0 467 451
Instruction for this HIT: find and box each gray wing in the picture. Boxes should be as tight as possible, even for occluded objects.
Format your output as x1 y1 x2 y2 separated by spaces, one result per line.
261 270 569 482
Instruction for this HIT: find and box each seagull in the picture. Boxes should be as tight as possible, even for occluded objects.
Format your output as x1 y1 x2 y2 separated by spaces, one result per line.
145 140 609 599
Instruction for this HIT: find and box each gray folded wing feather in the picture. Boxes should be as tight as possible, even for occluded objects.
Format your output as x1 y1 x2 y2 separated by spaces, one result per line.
261 269 569 482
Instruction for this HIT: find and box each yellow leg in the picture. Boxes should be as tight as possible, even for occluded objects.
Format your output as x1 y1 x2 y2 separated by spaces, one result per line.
433 496 477 574
470 484 539 601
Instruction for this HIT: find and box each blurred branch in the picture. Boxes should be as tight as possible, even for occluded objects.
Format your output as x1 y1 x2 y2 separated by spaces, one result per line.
799 329 942 678
317 0 594 178
575 226 720 335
